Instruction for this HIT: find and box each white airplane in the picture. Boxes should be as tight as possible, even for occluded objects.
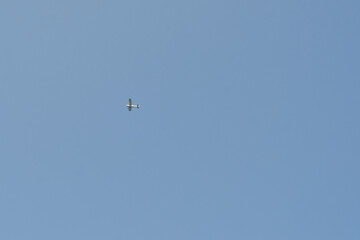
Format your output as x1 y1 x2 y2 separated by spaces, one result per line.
126 98 140 111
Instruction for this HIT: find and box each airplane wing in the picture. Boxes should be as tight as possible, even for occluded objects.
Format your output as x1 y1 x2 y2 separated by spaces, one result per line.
129 98 132 106
128 106 132 111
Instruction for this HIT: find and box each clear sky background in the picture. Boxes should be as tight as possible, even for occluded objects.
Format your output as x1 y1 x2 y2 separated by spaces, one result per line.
0 1 359 239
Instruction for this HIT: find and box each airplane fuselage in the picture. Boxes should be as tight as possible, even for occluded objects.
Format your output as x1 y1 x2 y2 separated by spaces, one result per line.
126 105 139 108
126 104 140 111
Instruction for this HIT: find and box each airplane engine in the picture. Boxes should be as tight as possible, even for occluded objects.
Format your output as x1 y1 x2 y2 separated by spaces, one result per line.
137 105 140 108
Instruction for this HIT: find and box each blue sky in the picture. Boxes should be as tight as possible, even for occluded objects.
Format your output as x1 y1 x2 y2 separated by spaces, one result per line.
0 1 359 239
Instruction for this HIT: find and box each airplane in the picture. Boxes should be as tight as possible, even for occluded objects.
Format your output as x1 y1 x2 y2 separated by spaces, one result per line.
126 98 140 111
